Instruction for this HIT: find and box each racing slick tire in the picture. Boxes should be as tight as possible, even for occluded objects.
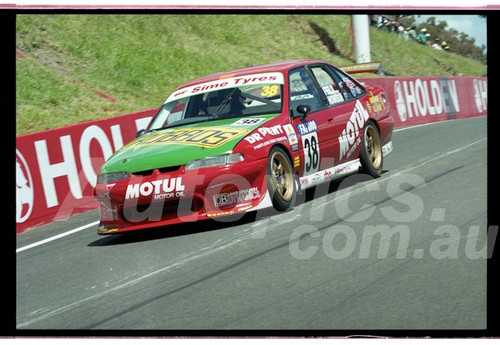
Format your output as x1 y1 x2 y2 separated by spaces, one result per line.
266 146 297 211
360 121 383 178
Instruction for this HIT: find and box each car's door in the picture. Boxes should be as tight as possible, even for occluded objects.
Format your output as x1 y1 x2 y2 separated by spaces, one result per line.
288 66 337 176
308 64 369 167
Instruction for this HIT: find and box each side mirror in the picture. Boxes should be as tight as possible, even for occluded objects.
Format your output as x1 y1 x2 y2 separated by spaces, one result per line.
296 104 311 119
136 129 146 137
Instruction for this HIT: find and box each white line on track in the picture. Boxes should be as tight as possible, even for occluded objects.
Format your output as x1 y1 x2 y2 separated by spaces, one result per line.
393 122 446 132
16 221 99 254
323 137 486 207
17 222 266 328
15 119 482 255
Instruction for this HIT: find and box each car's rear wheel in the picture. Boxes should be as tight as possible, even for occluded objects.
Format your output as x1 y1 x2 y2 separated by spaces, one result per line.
267 146 296 211
360 121 383 178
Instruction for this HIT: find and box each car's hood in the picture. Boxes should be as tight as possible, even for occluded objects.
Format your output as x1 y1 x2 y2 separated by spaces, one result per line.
100 114 280 174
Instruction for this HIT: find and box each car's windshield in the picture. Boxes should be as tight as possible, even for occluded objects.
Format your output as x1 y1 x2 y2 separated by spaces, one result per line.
147 72 284 131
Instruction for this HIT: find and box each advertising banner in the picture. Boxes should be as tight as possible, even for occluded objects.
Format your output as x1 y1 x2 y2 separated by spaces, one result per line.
360 76 487 126
16 109 157 233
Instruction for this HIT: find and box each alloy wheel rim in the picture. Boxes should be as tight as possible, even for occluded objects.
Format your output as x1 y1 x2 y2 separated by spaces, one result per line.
365 126 382 170
271 151 293 201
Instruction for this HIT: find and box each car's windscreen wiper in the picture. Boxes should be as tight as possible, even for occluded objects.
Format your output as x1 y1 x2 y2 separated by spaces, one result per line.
208 89 238 120
163 117 211 129
145 117 211 133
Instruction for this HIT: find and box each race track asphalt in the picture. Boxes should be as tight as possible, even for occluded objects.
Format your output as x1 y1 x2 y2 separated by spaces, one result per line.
16 116 488 332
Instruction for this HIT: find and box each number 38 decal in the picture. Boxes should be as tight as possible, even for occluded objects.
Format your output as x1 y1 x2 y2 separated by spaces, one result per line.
302 132 320 174
260 85 279 97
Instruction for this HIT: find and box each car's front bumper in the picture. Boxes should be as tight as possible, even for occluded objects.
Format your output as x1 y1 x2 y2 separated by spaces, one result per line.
94 157 270 235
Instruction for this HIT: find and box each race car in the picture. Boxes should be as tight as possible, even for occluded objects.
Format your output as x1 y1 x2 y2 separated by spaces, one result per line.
94 60 394 234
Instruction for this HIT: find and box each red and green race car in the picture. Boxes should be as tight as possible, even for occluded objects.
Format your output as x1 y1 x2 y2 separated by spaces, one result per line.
94 60 394 234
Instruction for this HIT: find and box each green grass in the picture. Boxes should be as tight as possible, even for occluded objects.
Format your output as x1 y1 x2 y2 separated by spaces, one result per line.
16 14 487 135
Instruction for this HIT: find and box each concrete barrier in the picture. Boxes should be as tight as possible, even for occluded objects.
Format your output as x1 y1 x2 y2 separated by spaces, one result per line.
15 76 487 233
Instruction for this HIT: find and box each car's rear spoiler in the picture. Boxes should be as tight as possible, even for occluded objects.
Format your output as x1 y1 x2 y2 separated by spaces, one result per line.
340 62 384 75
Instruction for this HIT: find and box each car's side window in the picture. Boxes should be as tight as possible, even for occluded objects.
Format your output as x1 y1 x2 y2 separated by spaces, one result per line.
327 65 366 100
289 67 324 117
310 66 346 106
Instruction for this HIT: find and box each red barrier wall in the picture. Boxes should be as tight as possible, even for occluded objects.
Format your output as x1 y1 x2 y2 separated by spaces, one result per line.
15 76 487 233
16 108 157 233
361 76 487 126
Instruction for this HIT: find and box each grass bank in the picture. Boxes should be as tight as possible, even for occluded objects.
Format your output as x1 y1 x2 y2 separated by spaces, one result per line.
16 14 487 135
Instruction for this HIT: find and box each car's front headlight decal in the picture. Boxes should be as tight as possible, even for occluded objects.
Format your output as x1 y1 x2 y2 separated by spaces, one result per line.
97 172 130 184
185 153 244 171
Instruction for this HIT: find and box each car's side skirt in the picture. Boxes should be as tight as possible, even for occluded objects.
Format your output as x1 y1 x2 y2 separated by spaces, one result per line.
298 140 393 192
382 140 393 158
298 158 362 191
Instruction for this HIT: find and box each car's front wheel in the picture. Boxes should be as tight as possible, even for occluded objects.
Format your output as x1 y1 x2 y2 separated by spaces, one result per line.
266 146 297 211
